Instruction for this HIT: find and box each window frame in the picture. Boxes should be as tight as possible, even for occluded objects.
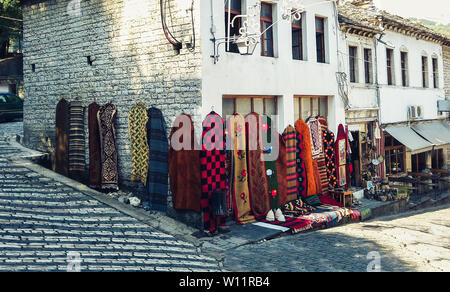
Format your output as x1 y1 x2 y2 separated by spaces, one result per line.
432 57 439 89
294 95 328 121
260 2 274 57
222 95 278 116
422 56 429 88
400 51 409 87
386 48 394 85
315 17 326 63
291 14 303 60
349 46 358 83
225 0 242 53
363 48 373 84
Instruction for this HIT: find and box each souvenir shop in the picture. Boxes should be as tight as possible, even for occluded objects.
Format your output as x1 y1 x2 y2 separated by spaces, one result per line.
53 98 362 236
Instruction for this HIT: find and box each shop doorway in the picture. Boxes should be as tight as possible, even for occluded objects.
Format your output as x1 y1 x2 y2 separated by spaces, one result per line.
348 122 377 187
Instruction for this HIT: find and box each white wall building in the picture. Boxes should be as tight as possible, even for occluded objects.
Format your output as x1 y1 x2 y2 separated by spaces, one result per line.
337 1 450 179
200 0 346 133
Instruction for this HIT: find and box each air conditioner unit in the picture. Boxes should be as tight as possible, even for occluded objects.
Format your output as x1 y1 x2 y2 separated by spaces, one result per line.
408 105 423 119
408 106 417 119
416 106 424 118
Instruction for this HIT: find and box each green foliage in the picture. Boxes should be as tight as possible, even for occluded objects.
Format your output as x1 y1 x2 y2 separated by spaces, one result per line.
0 0 23 42
410 17 450 38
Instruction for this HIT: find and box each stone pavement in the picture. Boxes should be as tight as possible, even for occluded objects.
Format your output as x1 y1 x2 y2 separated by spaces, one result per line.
223 205 450 272
0 121 222 272
1 120 450 272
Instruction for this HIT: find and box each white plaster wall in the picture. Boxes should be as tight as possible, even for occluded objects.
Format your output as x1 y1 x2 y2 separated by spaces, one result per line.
376 30 446 124
338 33 378 110
200 0 346 133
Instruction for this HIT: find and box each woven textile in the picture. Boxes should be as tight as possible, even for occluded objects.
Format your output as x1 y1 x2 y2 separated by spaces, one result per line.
335 124 347 188
128 102 149 185
200 112 227 232
317 156 329 196
307 117 324 159
312 159 322 195
281 199 314 217
305 195 321 206
316 116 330 196
318 195 343 207
146 107 169 212
88 102 102 188
55 98 70 177
245 113 270 218
323 128 337 188
295 119 317 197
296 131 307 200
169 114 201 212
68 100 86 181
282 126 299 202
256 215 312 234
263 116 279 210
228 114 255 224
276 134 288 207
97 103 119 190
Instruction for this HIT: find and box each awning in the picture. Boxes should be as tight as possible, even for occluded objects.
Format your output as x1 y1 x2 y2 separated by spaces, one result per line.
411 122 450 146
384 126 433 154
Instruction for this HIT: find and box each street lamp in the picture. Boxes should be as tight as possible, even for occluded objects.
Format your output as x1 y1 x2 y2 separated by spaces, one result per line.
236 36 258 56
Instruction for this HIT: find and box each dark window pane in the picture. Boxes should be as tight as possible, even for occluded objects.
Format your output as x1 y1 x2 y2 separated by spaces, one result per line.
349 46 357 83
230 0 241 11
261 3 272 18
316 33 325 62
364 49 372 84
315 17 324 31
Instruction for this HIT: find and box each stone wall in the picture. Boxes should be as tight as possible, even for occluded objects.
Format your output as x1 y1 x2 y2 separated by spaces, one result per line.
22 0 203 227
444 45 450 100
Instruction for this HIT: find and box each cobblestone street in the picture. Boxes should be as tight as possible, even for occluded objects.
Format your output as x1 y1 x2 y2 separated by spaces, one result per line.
0 121 221 272
1 121 449 272
223 206 450 272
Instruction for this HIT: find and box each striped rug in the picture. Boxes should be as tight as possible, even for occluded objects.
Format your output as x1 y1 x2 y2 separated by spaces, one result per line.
68 100 85 182
282 125 299 202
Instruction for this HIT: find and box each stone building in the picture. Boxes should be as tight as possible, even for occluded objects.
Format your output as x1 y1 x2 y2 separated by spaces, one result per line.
21 0 203 224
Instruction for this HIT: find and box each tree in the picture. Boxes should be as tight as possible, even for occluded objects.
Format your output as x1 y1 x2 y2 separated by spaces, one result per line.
0 0 22 58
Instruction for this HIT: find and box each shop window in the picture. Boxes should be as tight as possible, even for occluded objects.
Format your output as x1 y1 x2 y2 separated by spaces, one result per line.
225 0 242 53
432 57 439 88
432 149 444 169
364 48 373 84
292 13 304 60
386 48 394 85
260 2 274 57
349 46 358 83
222 95 277 117
400 51 409 87
412 152 427 173
385 134 405 175
315 17 326 63
422 56 429 88
294 96 327 121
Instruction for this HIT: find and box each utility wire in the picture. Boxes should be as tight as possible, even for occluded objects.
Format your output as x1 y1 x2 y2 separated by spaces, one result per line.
0 15 23 22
